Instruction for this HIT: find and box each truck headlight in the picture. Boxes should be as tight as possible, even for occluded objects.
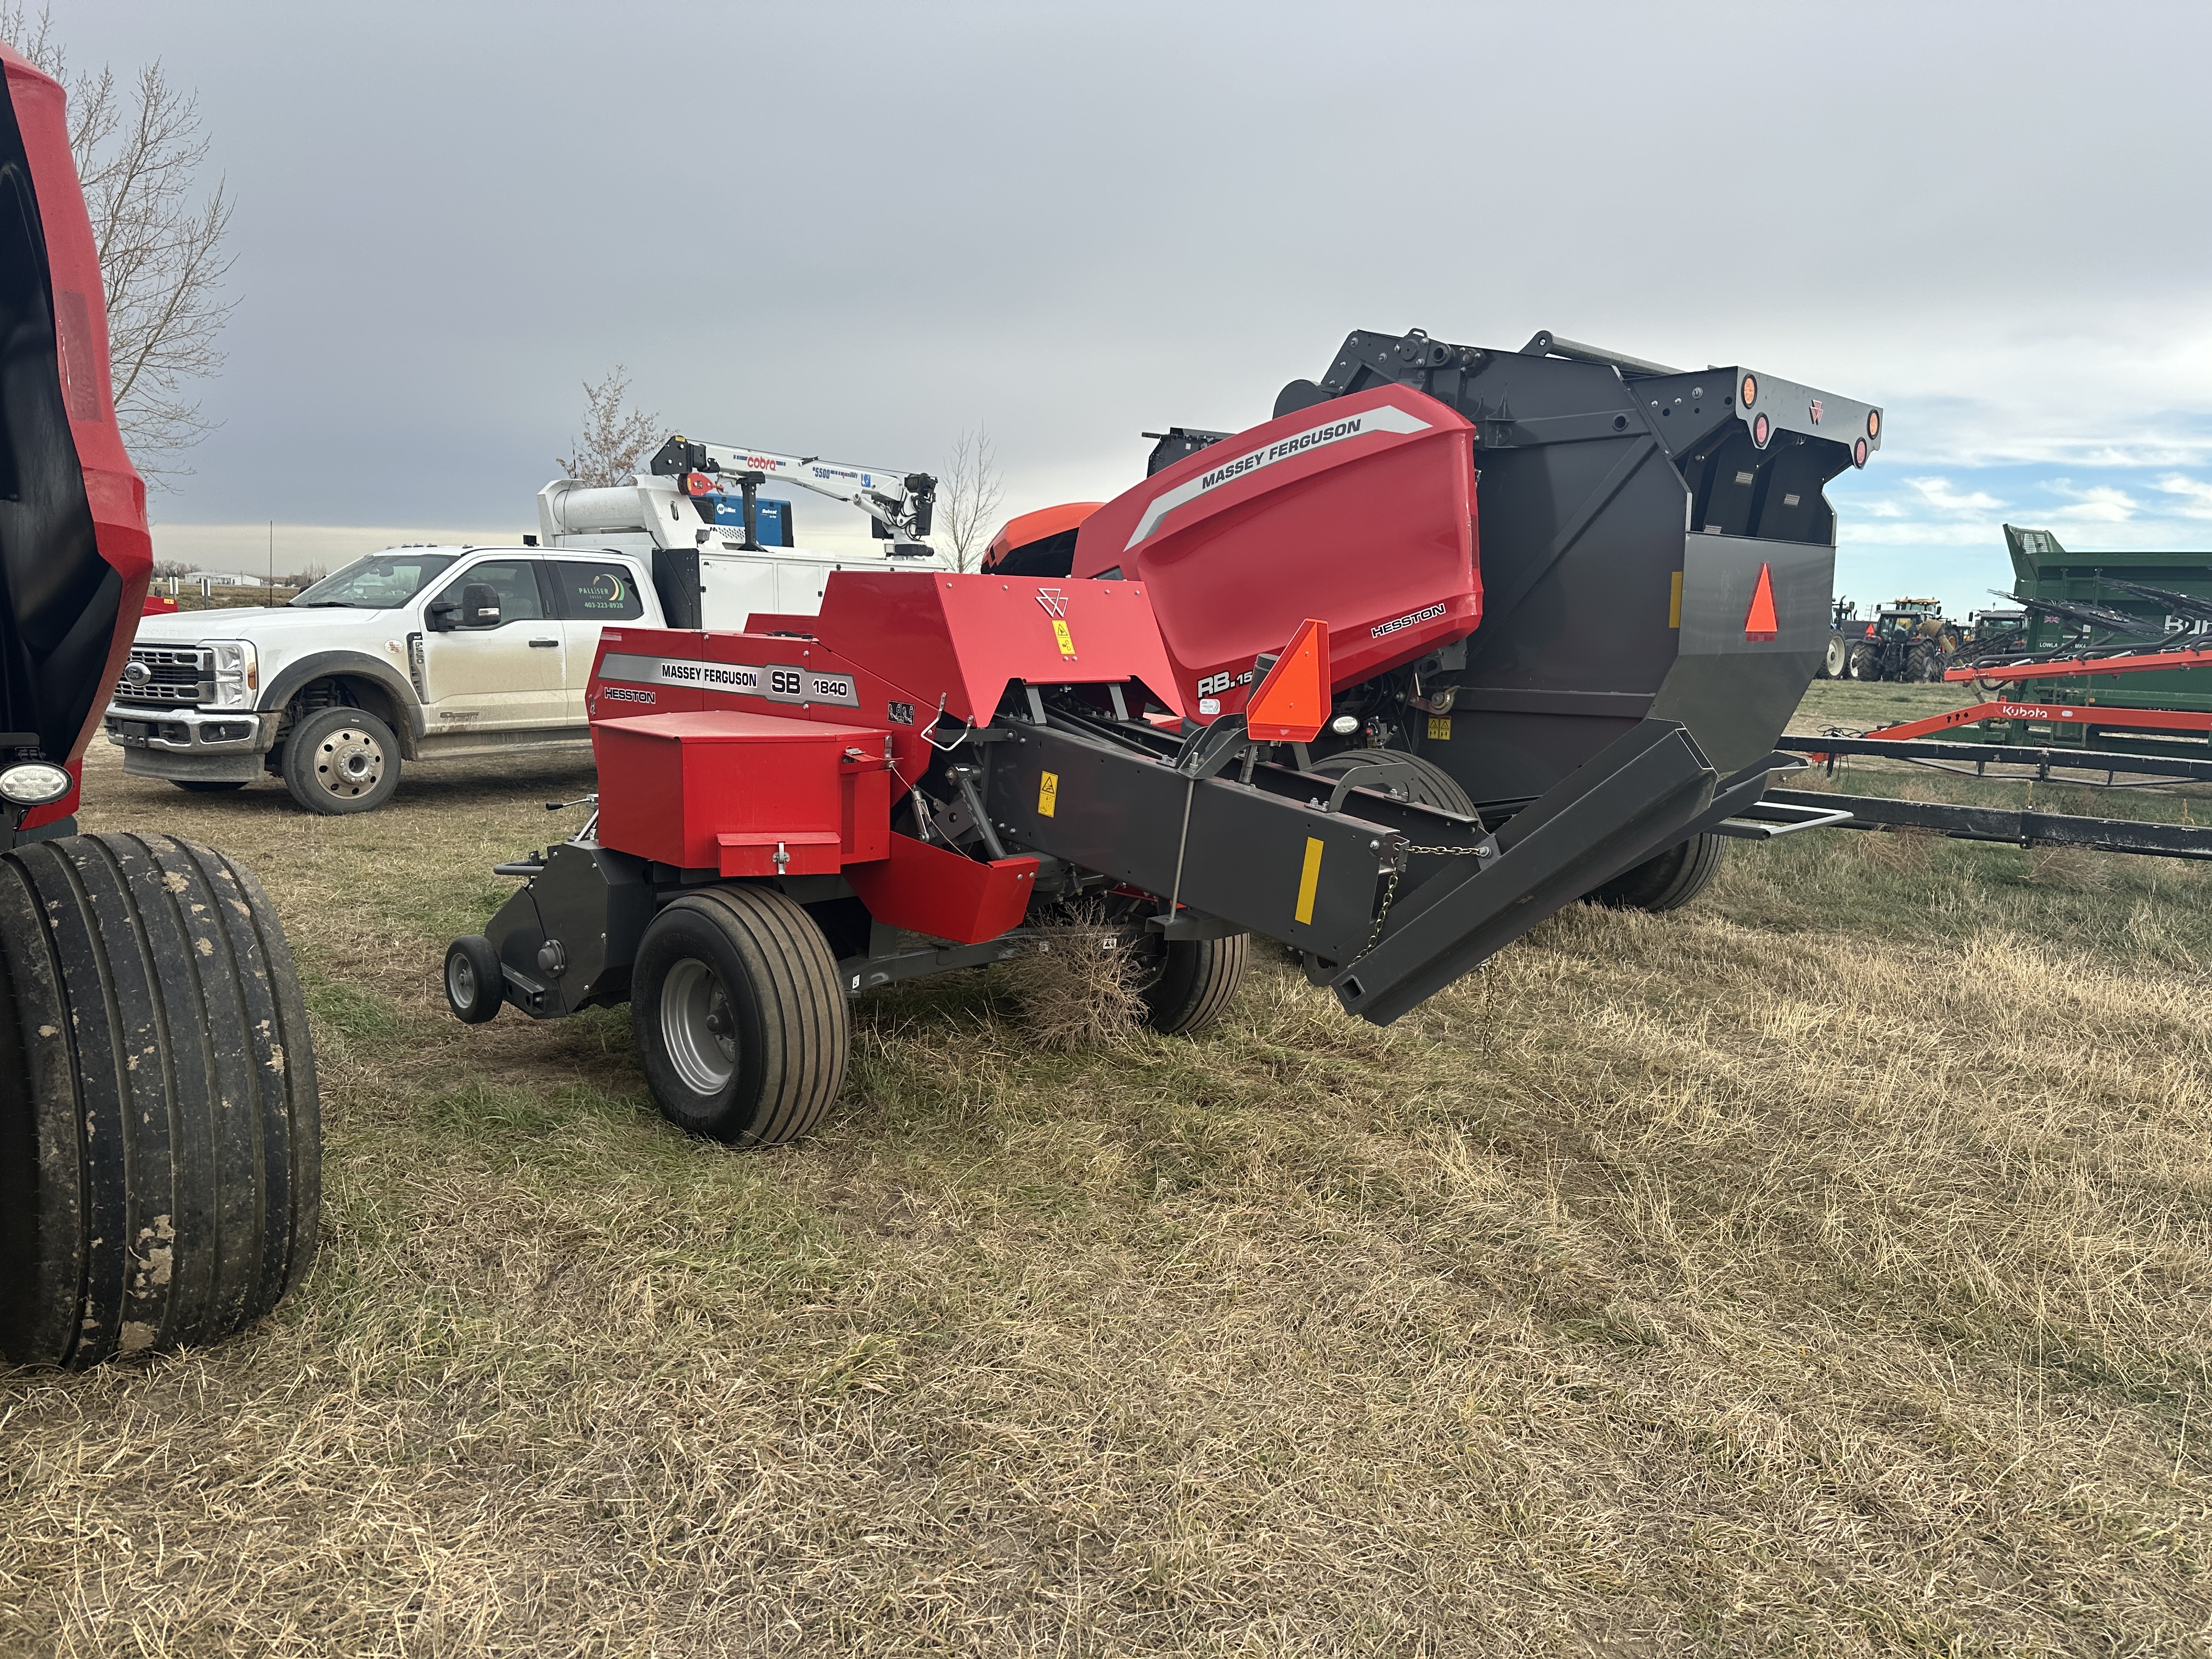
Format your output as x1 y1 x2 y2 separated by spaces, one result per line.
204 640 258 709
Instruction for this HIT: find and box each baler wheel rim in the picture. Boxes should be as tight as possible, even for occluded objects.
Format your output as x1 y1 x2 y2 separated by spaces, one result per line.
661 957 738 1094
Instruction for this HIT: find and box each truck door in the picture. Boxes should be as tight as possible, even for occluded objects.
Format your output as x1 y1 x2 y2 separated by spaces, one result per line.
416 557 565 732
545 557 648 718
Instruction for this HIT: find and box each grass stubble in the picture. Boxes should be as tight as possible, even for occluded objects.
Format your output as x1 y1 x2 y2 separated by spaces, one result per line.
2 687 2209 1656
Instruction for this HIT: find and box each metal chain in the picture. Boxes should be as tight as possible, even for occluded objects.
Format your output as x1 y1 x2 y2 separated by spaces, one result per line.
1357 842 1492 958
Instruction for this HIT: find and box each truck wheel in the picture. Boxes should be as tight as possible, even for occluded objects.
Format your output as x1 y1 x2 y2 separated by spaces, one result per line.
1587 832 1724 914
630 884 847 1147
1846 642 1879 681
171 780 247 793
282 706 400 815
444 935 503 1024
0 834 319 1369
1137 932 1249 1036
1821 633 1848 679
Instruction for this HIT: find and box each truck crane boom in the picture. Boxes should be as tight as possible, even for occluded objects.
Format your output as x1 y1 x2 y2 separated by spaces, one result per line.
648 436 936 546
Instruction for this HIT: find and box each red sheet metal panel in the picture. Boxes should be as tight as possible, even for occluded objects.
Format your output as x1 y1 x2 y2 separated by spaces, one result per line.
844 832 1039 945
3 47 151 823
591 709 891 875
1068 385 1477 719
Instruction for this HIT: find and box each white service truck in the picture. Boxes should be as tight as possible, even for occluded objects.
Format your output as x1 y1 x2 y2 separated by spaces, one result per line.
104 444 949 813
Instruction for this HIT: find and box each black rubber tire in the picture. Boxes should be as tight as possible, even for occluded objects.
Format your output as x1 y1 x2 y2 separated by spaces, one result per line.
0 833 319 1369
171 779 248 793
1908 642 1944 682
1846 642 1880 681
1586 833 1725 914
630 884 848 1147
281 705 402 815
445 934 503 1024
1821 633 1849 679
1306 748 1478 816
1138 932 1250 1036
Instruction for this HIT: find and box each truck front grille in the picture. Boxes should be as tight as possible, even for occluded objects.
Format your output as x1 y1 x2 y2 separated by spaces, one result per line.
114 645 211 708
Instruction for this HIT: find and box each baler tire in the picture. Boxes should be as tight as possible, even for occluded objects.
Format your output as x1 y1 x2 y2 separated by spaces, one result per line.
282 706 400 816
1139 932 1249 1037
630 884 848 1148
1306 749 1477 816
1586 832 1725 915
171 780 248 793
444 934 503 1024
0 833 320 1370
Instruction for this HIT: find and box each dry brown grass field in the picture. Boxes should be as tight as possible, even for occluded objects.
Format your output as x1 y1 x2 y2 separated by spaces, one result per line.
4 684 2210 1656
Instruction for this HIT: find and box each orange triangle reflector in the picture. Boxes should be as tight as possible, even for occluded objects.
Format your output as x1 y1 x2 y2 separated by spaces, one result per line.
1743 562 1779 641
1245 618 1329 742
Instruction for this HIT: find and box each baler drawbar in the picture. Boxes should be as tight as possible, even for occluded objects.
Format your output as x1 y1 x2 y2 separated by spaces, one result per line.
447 328 1882 1146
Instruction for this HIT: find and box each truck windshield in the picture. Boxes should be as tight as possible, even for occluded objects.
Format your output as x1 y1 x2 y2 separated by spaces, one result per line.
290 551 461 608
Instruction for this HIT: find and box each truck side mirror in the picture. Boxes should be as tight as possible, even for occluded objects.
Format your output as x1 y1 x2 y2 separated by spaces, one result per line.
461 583 501 628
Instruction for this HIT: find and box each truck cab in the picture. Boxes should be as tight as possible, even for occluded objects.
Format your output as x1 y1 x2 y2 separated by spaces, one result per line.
106 544 665 812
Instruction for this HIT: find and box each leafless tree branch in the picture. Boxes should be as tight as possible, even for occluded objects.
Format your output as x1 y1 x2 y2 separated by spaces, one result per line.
556 366 662 487
2 6 236 482
938 425 1005 572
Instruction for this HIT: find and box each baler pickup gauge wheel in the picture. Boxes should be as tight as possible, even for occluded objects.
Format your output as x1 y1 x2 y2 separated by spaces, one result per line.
630 885 849 1147
0 835 320 1369
444 934 503 1024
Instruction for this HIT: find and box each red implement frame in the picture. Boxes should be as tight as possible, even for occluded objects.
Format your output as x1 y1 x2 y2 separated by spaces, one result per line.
1947 645 2212 684
1864 698 2212 743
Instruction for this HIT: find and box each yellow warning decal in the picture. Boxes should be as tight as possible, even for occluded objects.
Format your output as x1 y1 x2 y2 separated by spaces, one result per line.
1426 715 1452 741
1038 770 1059 817
1052 618 1075 657
1294 836 1324 926
1669 570 1684 629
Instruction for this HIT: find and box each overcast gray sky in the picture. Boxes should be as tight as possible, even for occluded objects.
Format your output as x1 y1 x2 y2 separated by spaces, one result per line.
53 0 2212 609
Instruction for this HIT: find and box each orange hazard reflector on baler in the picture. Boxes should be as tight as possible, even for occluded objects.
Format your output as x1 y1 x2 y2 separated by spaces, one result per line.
1245 618 1329 742
1743 562 1779 642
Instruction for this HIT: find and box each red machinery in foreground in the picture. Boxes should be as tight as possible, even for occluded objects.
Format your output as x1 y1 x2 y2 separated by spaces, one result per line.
0 46 319 1371
449 337 1883 1146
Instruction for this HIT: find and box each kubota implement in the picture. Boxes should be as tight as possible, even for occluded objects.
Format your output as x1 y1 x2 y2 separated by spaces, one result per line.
448 328 1883 1145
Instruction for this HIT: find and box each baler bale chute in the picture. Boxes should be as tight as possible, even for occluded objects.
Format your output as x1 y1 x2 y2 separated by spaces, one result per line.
448 327 1882 1144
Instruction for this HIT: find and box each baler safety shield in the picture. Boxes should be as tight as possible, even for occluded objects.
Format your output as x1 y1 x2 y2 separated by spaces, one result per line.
1070 385 1478 718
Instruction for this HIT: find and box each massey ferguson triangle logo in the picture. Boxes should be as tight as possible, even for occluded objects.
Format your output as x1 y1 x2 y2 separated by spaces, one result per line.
1035 588 1068 618
1808 399 1824 425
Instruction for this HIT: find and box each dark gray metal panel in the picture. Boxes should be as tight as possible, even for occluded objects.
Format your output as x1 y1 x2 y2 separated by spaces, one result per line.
985 726 1396 959
1673 533 1831 654
1333 720 1718 1025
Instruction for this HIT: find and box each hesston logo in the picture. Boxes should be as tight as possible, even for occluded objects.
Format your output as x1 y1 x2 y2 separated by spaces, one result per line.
1743 563 1779 641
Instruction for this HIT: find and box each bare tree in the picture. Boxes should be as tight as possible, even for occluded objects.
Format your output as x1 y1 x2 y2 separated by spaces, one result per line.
555 366 661 487
937 425 1005 572
150 557 199 578
3 6 236 480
